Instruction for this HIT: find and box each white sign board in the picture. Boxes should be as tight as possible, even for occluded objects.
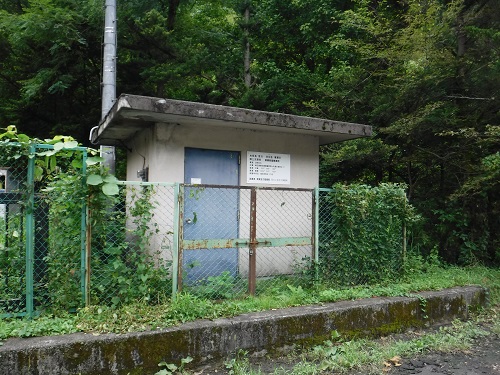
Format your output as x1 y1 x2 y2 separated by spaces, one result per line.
190 178 202 185
247 151 290 185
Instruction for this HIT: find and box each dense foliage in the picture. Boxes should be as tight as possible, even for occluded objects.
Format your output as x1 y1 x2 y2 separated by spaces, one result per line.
319 183 420 285
0 0 498 265
0 127 169 312
86 184 172 307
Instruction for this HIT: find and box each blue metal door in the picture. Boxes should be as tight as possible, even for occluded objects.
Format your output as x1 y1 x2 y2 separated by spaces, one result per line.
183 148 239 282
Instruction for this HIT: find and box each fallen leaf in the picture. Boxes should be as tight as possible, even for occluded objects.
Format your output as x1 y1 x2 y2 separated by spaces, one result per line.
389 356 402 366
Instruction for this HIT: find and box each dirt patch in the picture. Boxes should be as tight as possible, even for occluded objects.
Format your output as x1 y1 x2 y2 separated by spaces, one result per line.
384 330 500 375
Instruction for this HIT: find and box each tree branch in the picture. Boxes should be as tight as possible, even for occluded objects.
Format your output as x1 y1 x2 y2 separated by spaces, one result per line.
447 95 495 101
199 73 238 99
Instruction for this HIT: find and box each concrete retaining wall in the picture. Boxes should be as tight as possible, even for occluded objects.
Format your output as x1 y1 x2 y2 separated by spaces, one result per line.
0 286 487 375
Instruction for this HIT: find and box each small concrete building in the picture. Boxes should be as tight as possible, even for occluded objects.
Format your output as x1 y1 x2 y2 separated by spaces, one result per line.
91 94 371 187
91 94 372 285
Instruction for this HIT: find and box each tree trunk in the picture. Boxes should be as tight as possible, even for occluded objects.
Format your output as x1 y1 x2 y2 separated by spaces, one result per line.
167 0 180 31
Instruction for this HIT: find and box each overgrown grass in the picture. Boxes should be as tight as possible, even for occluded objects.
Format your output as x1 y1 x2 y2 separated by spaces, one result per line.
0 265 498 343
314 317 494 374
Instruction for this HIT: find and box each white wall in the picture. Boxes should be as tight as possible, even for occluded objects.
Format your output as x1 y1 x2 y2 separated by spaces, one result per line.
125 122 319 278
127 123 319 188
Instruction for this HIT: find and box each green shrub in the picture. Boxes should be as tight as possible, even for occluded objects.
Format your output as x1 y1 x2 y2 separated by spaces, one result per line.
319 183 420 286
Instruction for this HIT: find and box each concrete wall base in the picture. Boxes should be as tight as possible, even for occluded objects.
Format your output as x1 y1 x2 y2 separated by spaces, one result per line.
0 286 487 375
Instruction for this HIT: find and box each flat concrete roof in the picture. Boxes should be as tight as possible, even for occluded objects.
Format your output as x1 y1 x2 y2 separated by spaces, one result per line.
91 94 372 146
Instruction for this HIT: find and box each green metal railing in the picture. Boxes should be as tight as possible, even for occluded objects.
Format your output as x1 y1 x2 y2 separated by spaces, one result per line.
25 144 35 317
0 143 88 318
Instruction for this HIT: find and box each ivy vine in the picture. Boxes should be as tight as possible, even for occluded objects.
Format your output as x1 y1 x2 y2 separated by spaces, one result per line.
0 125 119 196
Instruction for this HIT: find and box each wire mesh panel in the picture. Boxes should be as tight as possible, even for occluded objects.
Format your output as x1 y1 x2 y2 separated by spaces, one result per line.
318 187 406 287
181 185 247 298
0 143 88 317
37 146 88 313
89 183 175 306
0 152 27 316
242 188 314 288
179 185 315 298
33 196 50 309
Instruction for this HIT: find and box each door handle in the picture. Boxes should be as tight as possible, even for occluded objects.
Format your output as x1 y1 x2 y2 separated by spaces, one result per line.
185 218 193 224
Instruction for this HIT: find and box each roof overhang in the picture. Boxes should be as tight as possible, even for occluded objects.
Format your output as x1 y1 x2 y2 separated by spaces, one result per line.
90 94 372 146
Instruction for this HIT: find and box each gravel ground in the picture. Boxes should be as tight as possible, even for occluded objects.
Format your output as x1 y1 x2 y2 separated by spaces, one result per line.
384 329 500 375
198 321 500 375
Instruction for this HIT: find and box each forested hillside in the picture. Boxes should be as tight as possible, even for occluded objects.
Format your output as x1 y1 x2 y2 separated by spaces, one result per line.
0 0 498 265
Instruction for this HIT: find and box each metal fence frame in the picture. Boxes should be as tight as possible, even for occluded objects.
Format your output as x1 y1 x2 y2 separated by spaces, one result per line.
0 143 88 318
177 184 317 296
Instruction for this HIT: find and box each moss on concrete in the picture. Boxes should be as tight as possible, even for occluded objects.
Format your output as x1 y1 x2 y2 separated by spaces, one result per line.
1 286 487 375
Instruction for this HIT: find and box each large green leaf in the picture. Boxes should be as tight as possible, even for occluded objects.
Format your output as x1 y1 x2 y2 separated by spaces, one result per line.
86 157 104 166
86 174 103 185
34 166 44 181
63 140 78 149
71 159 83 169
102 182 119 196
53 142 65 151
103 175 119 183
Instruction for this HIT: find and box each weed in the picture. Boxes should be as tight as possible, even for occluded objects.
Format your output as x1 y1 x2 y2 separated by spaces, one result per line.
155 356 193 375
0 266 498 340
0 314 76 340
319 184 420 286
408 294 428 320
225 350 251 375
188 271 243 300
280 285 311 306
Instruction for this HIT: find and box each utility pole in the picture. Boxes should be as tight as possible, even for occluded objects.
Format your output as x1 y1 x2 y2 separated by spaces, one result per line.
84 0 118 306
100 0 117 174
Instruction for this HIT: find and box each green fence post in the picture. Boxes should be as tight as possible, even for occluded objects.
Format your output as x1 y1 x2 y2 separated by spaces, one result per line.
402 192 407 271
171 183 181 301
80 149 88 306
314 187 320 282
25 144 36 318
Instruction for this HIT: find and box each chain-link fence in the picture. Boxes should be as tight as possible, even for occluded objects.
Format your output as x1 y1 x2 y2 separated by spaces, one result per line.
179 185 315 298
178 185 408 298
88 182 175 306
90 183 317 303
1 152 410 315
0 151 26 317
317 186 407 287
0 143 88 317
